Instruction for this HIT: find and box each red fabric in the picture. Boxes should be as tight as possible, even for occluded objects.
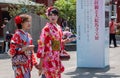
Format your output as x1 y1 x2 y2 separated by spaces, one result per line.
37 23 64 78
109 21 116 34
9 29 37 78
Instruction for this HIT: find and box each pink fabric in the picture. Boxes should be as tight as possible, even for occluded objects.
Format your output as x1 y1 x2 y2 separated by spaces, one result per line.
109 21 117 34
63 31 72 38
37 23 64 78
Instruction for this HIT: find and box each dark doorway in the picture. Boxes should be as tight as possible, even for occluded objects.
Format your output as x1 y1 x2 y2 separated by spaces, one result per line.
0 11 10 37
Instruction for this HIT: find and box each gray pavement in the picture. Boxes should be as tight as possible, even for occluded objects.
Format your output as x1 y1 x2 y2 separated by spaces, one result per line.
0 46 120 78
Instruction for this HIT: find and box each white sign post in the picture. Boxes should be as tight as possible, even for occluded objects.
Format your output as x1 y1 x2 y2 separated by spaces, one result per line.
76 0 109 68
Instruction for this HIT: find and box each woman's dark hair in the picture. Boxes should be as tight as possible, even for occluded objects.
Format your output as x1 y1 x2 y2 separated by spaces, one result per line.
48 8 59 16
17 24 22 29
15 14 31 29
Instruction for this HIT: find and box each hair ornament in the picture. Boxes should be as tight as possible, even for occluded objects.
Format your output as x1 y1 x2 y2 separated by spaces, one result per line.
14 16 22 24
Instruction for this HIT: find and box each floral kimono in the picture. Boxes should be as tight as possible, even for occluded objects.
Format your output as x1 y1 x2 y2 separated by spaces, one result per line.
8 29 37 78
37 23 64 78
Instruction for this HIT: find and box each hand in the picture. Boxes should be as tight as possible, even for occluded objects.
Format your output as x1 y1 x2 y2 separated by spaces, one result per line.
21 45 28 51
36 58 43 76
36 63 42 76
1 24 6 28
34 63 42 76
70 37 76 41
28 45 34 51
22 45 34 51
64 37 76 43
35 64 41 70
38 68 42 76
64 38 70 43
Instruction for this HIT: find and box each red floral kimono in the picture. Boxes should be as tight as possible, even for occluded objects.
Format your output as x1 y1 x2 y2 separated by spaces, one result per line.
37 23 64 78
8 29 37 78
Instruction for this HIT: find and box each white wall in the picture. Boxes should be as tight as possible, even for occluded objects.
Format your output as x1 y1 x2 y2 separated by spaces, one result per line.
76 0 109 68
0 0 29 4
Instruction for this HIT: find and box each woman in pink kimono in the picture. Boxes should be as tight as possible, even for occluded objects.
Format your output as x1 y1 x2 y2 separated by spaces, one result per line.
37 7 72 78
8 14 38 78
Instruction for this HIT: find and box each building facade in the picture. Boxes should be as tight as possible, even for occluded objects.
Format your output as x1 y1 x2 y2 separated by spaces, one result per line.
0 0 30 37
110 0 120 22
117 0 120 22
0 4 10 37
36 0 56 6
0 0 40 37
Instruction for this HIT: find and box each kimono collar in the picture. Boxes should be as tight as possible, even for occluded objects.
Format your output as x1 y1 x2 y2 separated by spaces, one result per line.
17 29 28 35
47 22 59 30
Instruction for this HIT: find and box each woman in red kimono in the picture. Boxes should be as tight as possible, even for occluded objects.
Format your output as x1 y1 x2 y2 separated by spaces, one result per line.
37 6 72 78
8 14 38 78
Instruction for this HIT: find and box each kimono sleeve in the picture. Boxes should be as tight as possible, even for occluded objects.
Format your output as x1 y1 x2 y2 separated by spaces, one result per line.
31 51 38 65
59 27 65 53
37 27 49 58
29 35 38 65
8 33 22 57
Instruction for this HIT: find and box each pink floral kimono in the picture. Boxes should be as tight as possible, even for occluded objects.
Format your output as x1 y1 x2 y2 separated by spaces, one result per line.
8 29 37 78
37 23 64 78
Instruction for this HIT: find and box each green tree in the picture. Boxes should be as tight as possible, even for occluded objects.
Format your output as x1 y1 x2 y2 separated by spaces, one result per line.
8 1 46 17
54 0 76 33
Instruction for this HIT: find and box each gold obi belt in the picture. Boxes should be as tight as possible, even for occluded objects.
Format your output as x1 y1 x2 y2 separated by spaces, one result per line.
51 40 60 51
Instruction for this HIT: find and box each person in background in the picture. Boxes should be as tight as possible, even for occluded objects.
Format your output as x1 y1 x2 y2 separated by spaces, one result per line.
1 18 8 28
109 16 120 48
4 31 13 53
1 18 10 53
63 26 76 44
8 14 39 78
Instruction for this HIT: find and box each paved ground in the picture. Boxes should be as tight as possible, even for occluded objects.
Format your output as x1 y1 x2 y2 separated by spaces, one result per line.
0 45 120 78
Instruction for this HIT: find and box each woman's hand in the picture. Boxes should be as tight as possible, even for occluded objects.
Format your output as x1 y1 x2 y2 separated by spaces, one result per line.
37 59 43 76
35 64 41 70
21 45 28 51
28 45 34 51
34 63 42 76
38 67 42 76
21 45 34 51
35 63 42 76
63 37 76 44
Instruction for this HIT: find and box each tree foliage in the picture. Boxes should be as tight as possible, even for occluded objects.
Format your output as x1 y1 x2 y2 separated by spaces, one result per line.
54 0 76 32
8 1 46 17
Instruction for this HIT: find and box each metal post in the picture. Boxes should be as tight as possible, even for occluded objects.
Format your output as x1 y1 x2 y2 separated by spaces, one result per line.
5 41 8 53
111 0 114 16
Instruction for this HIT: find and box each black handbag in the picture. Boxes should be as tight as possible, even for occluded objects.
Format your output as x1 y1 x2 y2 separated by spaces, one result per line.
60 50 70 61
12 54 28 66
